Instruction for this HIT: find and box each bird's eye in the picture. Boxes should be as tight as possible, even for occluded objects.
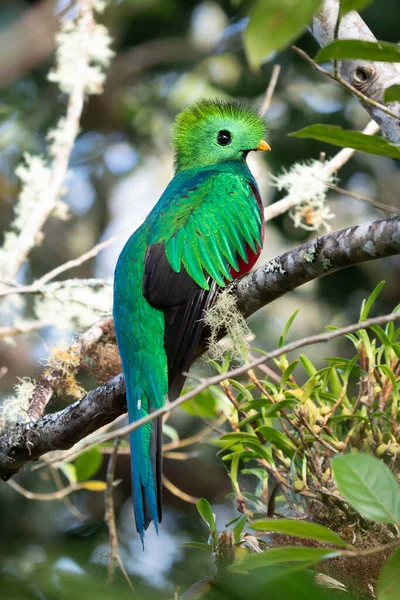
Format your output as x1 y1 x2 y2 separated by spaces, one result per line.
217 130 232 146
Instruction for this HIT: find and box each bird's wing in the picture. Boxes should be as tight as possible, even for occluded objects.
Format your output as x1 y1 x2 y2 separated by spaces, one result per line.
143 170 263 398
163 170 263 288
143 242 219 399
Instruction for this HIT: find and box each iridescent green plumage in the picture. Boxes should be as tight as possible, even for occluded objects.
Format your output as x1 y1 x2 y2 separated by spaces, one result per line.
113 99 268 545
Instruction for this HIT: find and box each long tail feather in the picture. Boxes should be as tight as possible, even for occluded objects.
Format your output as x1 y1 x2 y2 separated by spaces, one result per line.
127 389 162 546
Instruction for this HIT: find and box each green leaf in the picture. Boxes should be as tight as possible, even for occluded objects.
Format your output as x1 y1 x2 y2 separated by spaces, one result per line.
279 310 300 348
300 354 317 377
262 399 296 418
237 413 262 429
233 546 342 571
250 518 346 547
59 463 77 484
229 380 254 403
180 388 218 418
301 376 317 402
220 432 258 443
384 84 400 103
289 125 400 160
280 360 300 388
74 447 102 482
196 498 216 533
233 514 248 543
339 0 375 16
315 40 400 64
360 281 385 321
377 548 400 600
379 366 399 398
244 0 324 69
256 426 297 456
182 542 213 552
332 454 400 525
245 440 273 461
240 398 273 411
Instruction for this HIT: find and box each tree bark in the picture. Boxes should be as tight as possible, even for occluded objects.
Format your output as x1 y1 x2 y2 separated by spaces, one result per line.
310 0 400 143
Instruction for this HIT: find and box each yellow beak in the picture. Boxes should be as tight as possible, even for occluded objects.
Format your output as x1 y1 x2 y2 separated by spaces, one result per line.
256 140 271 152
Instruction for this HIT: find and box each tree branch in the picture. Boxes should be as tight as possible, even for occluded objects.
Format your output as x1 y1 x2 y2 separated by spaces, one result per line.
0 216 399 480
310 0 400 143
234 215 400 317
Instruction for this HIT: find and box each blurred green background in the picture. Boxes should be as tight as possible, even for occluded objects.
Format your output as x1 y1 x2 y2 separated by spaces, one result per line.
0 0 399 598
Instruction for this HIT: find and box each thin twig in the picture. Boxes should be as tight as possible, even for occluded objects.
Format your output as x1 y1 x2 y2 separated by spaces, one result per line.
162 474 199 504
323 181 399 215
7 478 102 500
0 321 50 338
260 65 281 115
292 45 400 122
105 438 118 583
162 415 228 451
104 438 137 594
0 229 127 299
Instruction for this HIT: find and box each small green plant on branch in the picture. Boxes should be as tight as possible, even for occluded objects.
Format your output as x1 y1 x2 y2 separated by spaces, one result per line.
182 452 400 599
177 283 400 598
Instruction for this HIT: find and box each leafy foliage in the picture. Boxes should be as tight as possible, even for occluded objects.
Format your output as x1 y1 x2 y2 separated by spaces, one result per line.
244 0 324 68
339 0 376 15
384 85 400 102
315 39 400 63
184 284 400 598
289 125 400 158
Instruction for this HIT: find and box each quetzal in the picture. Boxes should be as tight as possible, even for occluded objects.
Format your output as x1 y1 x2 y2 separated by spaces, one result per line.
113 99 270 544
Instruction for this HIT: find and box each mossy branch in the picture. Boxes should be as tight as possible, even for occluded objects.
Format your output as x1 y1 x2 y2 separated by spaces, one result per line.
0 216 399 479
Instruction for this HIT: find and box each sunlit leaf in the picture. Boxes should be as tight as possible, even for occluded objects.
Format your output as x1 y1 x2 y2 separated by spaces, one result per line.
251 518 346 547
315 39 400 63
280 360 300 388
79 480 107 491
333 454 400 525
196 498 216 533
289 125 400 159
74 447 102 482
59 463 77 484
279 310 300 348
360 281 385 321
301 376 317 402
300 354 317 377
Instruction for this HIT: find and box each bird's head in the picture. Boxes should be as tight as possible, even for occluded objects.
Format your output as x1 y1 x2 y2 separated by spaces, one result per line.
172 99 270 172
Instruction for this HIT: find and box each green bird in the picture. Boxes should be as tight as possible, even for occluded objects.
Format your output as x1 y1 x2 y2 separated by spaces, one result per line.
113 99 269 544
